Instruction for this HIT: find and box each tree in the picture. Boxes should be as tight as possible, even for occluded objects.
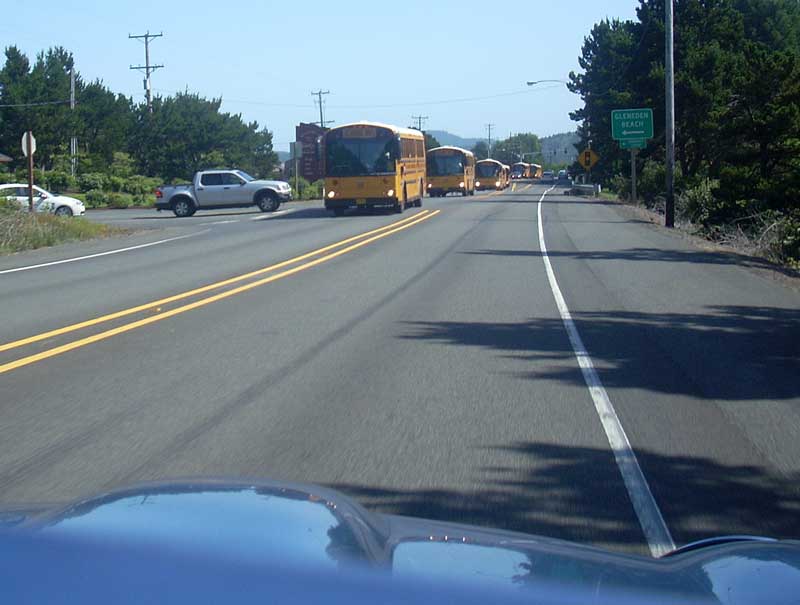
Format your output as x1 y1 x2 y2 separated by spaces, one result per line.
471 141 489 160
424 132 441 150
129 93 277 180
491 132 541 165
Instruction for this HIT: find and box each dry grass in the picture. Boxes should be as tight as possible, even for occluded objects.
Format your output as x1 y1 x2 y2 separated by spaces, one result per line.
0 206 121 254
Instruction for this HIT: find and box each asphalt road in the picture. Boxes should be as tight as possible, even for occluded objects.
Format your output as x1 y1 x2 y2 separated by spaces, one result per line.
2 183 799 556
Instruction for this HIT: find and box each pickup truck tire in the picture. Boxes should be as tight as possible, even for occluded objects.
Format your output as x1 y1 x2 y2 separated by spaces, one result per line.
172 197 196 217
256 191 280 213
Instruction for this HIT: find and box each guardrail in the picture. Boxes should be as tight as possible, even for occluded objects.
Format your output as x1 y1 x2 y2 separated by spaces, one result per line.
566 184 602 197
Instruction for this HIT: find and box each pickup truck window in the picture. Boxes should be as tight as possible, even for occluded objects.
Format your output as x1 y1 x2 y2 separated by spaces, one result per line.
200 173 223 186
220 173 245 186
235 171 255 182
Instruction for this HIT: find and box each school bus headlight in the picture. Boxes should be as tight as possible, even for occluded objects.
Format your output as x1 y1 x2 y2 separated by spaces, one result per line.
495 181 501 187
475 181 481 187
387 189 394 197
427 183 432 188
327 190 336 199
459 181 465 188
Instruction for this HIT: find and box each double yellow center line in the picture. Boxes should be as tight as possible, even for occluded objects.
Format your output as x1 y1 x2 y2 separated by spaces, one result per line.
0 209 440 375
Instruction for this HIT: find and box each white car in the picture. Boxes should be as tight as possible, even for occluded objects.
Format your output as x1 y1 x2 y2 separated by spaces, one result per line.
0 183 85 216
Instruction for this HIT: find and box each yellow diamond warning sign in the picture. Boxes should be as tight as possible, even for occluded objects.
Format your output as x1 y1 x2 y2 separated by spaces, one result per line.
578 148 599 171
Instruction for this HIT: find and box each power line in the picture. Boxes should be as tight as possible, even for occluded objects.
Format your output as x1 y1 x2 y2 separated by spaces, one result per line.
311 90 332 128
329 86 562 109
0 100 69 108
129 31 164 113
411 115 428 130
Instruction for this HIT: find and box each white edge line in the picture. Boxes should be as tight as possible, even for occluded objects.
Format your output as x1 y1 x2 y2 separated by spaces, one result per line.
250 208 293 221
205 219 240 225
0 229 210 275
537 186 676 557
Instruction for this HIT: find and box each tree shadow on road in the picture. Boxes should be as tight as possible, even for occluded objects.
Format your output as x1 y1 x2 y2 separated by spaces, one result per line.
462 246 799 276
397 305 800 401
331 441 800 552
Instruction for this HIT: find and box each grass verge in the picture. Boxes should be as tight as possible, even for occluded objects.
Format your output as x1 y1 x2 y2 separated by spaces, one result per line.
0 208 123 255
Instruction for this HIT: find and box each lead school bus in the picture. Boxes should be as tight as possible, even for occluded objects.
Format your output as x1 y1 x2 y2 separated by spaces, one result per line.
322 122 425 216
475 159 507 191
426 146 475 197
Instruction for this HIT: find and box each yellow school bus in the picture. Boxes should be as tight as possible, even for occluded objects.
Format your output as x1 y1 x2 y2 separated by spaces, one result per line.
502 164 511 188
426 146 475 197
510 162 527 179
531 163 543 179
322 121 426 216
511 162 531 179
475 159 507 191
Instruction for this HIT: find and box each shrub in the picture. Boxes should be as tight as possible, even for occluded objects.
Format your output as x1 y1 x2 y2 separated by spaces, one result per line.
293 177 323 200
637 160 666 207
42 170 76 192
84 189 107 208
609 174 631 202
761 212 800 269
106 192 134 208
677 178 720 224
123 175 160 195
108 175 126 192
78 172 109 192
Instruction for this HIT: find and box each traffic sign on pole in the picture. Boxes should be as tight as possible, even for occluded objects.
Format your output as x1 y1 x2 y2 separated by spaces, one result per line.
619 138 646 150
578 148 599 171
21 132 36 157
611 109 654 142
22 131 36 212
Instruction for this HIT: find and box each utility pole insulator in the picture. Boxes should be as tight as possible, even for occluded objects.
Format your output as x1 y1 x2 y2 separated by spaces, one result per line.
411 115 428 131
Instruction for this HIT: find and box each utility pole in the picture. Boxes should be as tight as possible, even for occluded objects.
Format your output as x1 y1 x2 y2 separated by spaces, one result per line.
311 90 331 128
411 115 428 131
665 1 676 227
485 123 494 156
129 31 164 113
69 67 77 178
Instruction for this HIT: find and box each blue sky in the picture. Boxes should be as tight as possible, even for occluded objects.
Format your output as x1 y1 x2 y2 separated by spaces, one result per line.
3 0 638 151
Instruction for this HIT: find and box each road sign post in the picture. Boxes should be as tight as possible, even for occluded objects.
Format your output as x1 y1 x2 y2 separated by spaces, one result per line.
291 141 303 197
612 110 652 209
21 131 36 212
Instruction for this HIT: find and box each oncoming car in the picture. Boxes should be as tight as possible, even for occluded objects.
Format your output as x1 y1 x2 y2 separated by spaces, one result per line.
0 183 85 216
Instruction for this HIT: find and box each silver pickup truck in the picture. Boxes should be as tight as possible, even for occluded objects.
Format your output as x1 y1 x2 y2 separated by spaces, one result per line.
155 170 292 217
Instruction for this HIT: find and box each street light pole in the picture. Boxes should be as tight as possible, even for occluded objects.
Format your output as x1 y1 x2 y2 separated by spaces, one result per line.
526 79 569 86
665 0 676 227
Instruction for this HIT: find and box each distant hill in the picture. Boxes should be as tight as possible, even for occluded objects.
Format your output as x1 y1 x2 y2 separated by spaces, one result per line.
427 130 484 150
540 132 579 163
276 151 291 162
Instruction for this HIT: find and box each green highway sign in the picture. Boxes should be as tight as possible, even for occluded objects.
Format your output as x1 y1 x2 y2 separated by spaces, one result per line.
619 138 646 150
612 108 654 141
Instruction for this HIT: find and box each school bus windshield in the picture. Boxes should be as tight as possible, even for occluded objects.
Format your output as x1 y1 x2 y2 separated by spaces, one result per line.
476 163 501 178
325 133 399 177
427 154 465 176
